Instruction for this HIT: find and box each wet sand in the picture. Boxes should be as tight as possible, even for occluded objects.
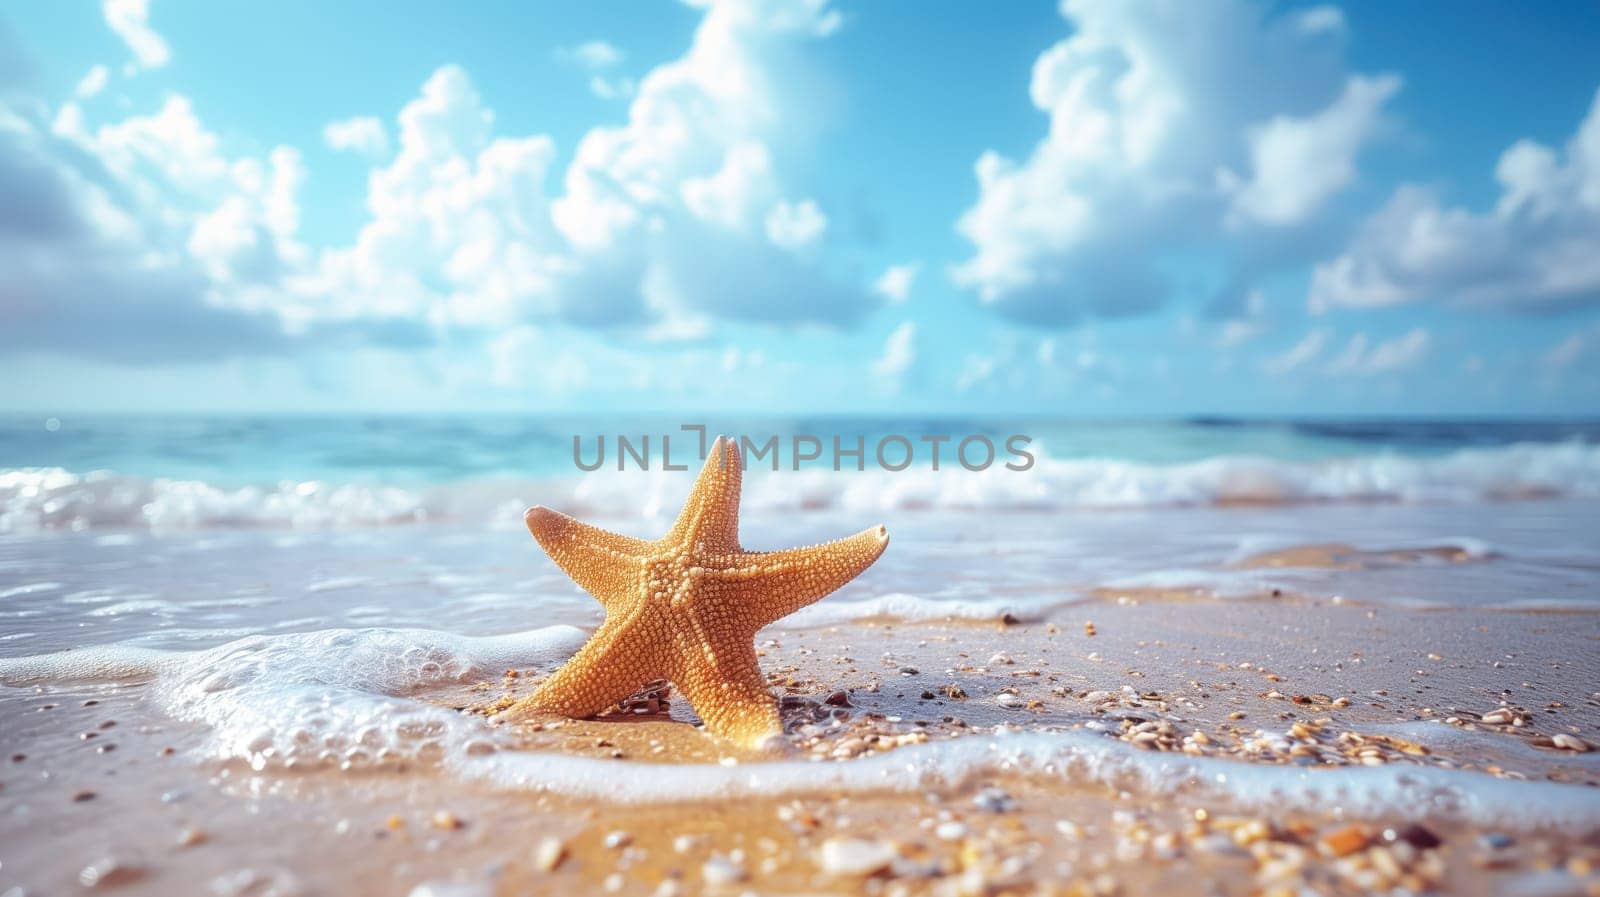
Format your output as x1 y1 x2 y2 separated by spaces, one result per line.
4 591 1598 897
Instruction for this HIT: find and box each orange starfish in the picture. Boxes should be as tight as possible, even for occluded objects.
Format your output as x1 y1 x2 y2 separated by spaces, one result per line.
505 436 889 749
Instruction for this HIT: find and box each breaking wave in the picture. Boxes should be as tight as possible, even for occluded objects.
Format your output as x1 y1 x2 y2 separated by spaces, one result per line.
4 440 1599 532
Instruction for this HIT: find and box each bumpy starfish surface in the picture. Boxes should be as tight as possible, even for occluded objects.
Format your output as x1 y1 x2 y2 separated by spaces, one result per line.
505 436 889 749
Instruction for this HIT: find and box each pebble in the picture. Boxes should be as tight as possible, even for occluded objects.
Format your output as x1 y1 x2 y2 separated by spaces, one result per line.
430 810 464 831
1318 823 1370 857
995 693 1024 709
533 836 567 872
78 857 143 888
673 834 707 854
818 837 898 876
176 826 207 847
934 821 968 841
701 854 747 886
1552 733 1590 752
407 881 491 897
988 652 1014 666
972 786 1016 813
604 830 633 849
1479 833 1515 851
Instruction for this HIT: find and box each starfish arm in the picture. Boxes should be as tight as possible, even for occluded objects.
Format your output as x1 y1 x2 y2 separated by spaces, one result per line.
510 617 660 720
666 435 743 552
669 640 781 749
715 525 890 626
524 506 648 607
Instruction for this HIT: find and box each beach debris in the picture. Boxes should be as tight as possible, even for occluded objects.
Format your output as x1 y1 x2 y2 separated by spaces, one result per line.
700 853 747 887
604 830 633 849
500 437 889 749
430 810 464 830
994 693 1024 709
973 786 1017 813
818 837 899 876
1551 733 1590 752
935 821 969 840
407 881 492 897
532 836 567 872
673 833 708 854
987 652 1014 666
1318 824 1371 857
176 826 208 847
78 856 144 888
208 868 305 897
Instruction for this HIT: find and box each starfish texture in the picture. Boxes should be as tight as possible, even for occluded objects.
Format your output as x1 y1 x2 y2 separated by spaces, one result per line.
508 436 890 748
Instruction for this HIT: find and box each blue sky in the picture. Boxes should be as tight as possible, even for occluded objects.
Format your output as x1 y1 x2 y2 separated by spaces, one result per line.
2 0 1599 416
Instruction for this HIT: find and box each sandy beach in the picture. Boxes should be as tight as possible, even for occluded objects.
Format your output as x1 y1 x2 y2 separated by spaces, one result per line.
4 480 1599 896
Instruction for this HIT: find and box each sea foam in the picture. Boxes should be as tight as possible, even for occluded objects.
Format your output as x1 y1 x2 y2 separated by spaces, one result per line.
5 625 1599 833
4 441 1599 532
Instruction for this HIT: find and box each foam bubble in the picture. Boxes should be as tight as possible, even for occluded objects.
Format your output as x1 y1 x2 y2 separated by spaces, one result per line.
783 592 1051 627
0 626 588 771
453 730 1600 833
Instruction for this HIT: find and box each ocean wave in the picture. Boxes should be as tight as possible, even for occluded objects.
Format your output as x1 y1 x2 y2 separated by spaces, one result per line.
4 440 1599 532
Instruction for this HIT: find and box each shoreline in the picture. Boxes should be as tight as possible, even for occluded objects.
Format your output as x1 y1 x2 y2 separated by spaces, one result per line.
4 594 1598 896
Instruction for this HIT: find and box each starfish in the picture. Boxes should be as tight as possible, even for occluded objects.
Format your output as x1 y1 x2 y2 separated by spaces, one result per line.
504 436 889 749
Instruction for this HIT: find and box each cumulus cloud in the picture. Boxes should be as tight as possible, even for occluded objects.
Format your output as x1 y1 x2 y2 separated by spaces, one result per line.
873 263 918 303
1223 74 1399 226
0 98 286 360
75 65 109 100
291 1 870 335
322 116 389 158
953 0 1398 325
2 0 871 363
103 0 169 71
1311 86 1600 313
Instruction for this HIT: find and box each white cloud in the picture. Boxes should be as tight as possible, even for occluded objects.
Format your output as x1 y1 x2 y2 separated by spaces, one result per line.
1312 86 1600 312
1544 327 1600 370
873 263 918 303
588 75 636 101
764 198 826 250
871 321 916 388
565 40 625 69
75 65 109 100
0 92 295 359
298 0 867 334
322 116 389 158
953 0 1395 324
1224 74 1399 226
1262 327 1429 377
103 0 170 70
1324 328 1430 375
1262 328 1331 375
